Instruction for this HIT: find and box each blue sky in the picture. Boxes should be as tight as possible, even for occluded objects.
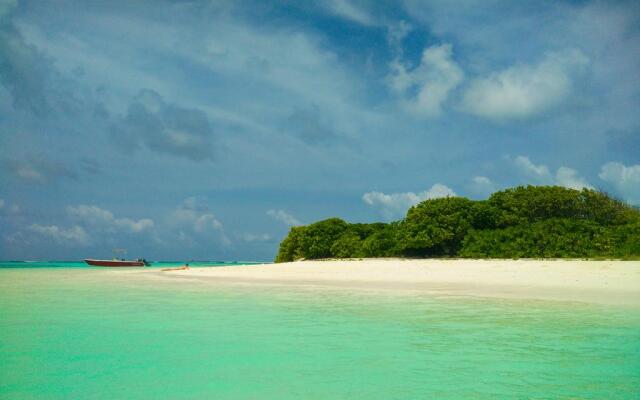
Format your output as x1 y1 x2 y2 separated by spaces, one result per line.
1 0 639 261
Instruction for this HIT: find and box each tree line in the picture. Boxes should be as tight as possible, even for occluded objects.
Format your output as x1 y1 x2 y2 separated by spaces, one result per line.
275 186 640 262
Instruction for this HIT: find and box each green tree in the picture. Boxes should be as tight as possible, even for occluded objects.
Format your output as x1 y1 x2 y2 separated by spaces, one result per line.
298 218 349 259
273 185 640 262
331 231 364 258
361 222 401 257
460 219 614 258
611 221 640 258
397 197 476 257
275 226 305 263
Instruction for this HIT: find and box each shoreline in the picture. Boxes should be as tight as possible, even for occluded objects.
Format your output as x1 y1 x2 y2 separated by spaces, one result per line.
152 258 640 306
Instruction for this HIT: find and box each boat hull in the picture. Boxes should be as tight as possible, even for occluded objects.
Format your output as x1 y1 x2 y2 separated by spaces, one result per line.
84 259 145 267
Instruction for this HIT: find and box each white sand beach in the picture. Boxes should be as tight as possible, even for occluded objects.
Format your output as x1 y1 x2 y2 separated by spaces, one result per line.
156 259 640 306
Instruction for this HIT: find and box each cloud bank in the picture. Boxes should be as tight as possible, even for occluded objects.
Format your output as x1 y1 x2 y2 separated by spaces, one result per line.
111 89 217 161
462 50 588 120
28 224 89 246
599 162 640 204
363 183 456 220
512 156 593 190
68 205 154 233
267 209 301 226
388 43 464 117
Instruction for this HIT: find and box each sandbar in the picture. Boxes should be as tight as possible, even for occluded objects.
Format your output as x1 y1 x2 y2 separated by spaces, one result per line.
153 259 640 306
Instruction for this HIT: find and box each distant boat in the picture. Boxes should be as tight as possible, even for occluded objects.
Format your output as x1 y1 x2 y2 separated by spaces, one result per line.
84 248 151 267
84 258 150 267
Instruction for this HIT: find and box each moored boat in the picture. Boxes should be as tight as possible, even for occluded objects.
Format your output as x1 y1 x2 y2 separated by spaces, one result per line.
84 258 150 267
84 248 150 267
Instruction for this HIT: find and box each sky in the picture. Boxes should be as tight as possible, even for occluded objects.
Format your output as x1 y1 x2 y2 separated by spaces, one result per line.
1 0 639 261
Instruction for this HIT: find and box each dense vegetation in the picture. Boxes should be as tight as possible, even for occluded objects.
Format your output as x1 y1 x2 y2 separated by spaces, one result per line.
275 186 640 262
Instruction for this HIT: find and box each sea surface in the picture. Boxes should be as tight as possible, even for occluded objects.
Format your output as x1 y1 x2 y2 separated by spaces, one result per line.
0 260 263 269
1 263 639 399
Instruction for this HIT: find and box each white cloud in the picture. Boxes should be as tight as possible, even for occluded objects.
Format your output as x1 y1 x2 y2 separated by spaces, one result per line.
267 209 301 226
363 183 456 220
387 21 412 52
462 50 588 119
469 176 497 197
555 167 593 190
171 198 223 232
388 43 464 117
168 197 229 245
325 0 376 26
15 164 44 182
599 162 640 204
193 214 223 233
67 205 154 233
2 156 77 184
28 224 89 246
112 89 217 162
512 156 592 189
514 156 552 182
197 16 367 128
16 4 370 156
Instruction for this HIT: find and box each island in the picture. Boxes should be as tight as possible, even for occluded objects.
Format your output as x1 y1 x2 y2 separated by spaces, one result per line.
275 186 640 262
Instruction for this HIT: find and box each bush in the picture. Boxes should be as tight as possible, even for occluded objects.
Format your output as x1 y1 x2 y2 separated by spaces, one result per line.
460 219 613 258
397 197 476 257
274 186 640 262
331 231 364 258
361 223 401 257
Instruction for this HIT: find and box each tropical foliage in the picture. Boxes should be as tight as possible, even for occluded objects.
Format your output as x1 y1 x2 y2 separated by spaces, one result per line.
274 186 640 262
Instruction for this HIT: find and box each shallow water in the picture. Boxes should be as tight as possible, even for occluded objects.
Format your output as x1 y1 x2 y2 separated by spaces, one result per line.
1 268 639 399
0 260 263 269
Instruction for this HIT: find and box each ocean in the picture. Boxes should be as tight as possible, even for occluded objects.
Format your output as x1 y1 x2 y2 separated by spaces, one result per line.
1 263 639 399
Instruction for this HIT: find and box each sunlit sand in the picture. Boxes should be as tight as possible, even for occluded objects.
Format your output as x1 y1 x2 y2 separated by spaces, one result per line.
152 259 640 306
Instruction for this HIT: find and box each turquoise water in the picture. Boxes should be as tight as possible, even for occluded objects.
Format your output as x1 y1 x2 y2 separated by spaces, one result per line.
0 260 265 269
1 268 639 399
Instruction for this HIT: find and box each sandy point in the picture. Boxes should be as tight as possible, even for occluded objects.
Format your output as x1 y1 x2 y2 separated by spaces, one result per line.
153 258 640 306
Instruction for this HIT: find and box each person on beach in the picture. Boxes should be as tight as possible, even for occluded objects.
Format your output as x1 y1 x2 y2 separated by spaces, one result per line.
161 263 190 272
